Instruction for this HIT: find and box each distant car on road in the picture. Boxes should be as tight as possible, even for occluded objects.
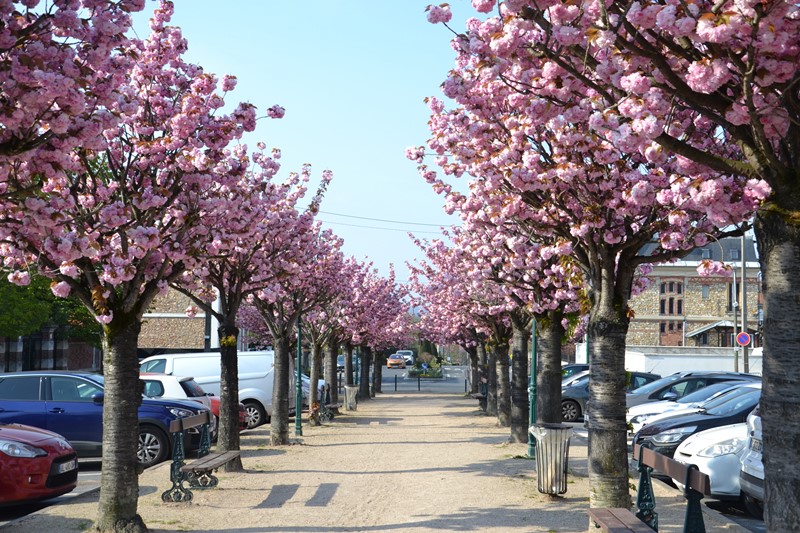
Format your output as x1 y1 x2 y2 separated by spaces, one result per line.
0 371 212 468
386 354 406 369
0 423 78 506
396 350 415 366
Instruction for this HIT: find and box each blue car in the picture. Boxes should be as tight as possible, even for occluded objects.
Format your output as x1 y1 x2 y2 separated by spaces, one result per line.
0 371 212 468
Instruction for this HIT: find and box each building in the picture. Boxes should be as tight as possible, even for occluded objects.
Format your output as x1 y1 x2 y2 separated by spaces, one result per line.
627 236 761 349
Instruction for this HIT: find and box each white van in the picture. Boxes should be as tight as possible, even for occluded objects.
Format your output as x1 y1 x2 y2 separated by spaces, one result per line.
139 350 274 429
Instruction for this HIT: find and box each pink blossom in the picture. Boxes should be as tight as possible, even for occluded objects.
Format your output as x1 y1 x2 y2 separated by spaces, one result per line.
472 0 494 14
7 271 30 286
95 312 114 325
185 305 199 318
267 105 285 119
696 260 733 277
426 4 453 24
51 281 72 298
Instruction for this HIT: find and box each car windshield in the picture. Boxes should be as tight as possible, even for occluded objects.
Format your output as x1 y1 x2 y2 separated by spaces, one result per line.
700 385 759 410
676 381 743 404
628 374 682 395
565 375 589 388
705 388 760 416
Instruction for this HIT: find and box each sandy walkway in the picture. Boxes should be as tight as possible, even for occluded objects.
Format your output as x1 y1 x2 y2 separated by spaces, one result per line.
3 391 747 533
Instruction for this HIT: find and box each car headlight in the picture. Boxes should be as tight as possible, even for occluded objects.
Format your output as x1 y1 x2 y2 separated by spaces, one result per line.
652 426 697 445
169 407 196 418
0 439 47 458
696 437 746 458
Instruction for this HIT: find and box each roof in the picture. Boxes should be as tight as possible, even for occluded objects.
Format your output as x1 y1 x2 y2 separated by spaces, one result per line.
686 320 758 337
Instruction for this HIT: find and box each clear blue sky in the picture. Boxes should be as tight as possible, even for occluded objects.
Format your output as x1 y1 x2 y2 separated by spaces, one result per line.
131 1 474 283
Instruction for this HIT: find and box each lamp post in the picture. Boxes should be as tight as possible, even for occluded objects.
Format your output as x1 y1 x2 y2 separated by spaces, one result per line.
295 315 303 436
528 318 537 458
732 270 739 372
741 235 749 373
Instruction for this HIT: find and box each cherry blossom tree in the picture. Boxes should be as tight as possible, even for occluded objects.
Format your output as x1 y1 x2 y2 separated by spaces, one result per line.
0 3 256 530
428 1 798 525
172 148 328 464
1 0 143 162
420 2 768 508
251 222 345 445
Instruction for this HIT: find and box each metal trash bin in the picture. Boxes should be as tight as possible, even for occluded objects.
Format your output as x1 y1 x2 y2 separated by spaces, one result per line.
529 423 572 494
344 386 358 411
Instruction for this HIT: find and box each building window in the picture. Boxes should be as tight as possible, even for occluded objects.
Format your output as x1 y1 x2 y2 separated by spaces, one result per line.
660 300 665 314
660 281 684 317
668 322 674 331
701 248 711 259
677 283 682 295
699 332 708 346
677 322 683 331
677 300 683 315
668 297 674 314
660 322 666 333
731 249 740 260
660 283 666 294
702 285 710 299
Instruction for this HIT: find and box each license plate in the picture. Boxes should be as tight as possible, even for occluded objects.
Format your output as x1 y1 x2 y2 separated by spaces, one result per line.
751 438 762 452
58 458 78 473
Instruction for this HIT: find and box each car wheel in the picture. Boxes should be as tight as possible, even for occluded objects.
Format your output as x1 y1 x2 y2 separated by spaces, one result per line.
561 400 581 422
138 426 169 468
743 494 763 519
244 401 266 429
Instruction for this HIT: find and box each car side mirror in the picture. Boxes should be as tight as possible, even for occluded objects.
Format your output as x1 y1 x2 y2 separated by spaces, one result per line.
91 392 105 405
661 392 678 402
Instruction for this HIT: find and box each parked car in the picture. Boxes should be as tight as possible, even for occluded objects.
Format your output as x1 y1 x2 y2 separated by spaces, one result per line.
632 383 761 457
627 381 754 436
0 423 78 506
561 363 590 381
139 350 274 429
140 373 246 431
673 422 749 500
739 405 764 518
386 354 406 369
561 369 589 388
561 370 660 422
396 350 415 366
0 371 212 468
625 371 760 408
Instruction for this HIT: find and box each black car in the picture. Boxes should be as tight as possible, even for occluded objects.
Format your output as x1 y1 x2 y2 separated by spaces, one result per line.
632 383 761 457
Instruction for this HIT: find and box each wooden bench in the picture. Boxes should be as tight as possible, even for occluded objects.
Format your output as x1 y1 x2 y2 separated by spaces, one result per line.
160 411 240 503
470 379 488 411
589 443 710 533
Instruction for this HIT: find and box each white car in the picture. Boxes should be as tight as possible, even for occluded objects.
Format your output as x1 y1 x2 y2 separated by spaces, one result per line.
140 373 212 409
627 381 751 436
673 423 748 500
739 406 763 518
396 350 415 366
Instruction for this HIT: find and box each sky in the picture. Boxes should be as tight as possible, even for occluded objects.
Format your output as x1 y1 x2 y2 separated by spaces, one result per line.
130 1 477 283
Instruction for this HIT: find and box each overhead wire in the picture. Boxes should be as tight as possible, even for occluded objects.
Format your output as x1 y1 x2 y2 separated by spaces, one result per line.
317 210 456 228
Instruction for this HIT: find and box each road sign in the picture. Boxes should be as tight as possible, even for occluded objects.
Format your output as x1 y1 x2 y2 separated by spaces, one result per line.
736 331 751 347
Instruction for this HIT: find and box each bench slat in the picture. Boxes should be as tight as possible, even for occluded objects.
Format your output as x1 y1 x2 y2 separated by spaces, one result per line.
589 508 653 533
168 411 212 433
180 451 240 472
634 444 710 495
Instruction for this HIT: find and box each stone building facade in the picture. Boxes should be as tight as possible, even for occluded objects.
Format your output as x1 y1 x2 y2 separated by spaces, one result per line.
138 289 213 357
627 237 762 348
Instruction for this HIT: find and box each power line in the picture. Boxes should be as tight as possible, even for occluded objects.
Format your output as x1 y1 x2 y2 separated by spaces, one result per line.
318 210 454 227
318 219 445 235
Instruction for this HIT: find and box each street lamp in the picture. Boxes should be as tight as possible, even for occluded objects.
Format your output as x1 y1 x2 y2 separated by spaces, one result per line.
528 318 537 458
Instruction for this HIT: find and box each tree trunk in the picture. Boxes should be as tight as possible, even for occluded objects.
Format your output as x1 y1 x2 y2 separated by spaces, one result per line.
94 316 148 533
344 343 354 386
494 339 511 427
486 345 498 416
586 303 631 509
536 312 565 424
308 343 322 426
324 340 338 406
510 318 529 442
358 346 370 399
270 334 291 445
466 345 479 394
372 350 383 395
755 208 800 531
217 323 243 471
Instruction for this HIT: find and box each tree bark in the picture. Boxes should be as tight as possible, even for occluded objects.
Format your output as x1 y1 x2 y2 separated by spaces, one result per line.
217 323 243 471
536 311 565 424
94 316 147 533
494 338 511 427
486 345 498 416
586 300 631 509
324 340 338 406
358 346 371 399
510 316 530 442
372 350 383 395
755 207 800 531
270 334 291 445
477 341 487 387
466 345 479 394
344 343 354 386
